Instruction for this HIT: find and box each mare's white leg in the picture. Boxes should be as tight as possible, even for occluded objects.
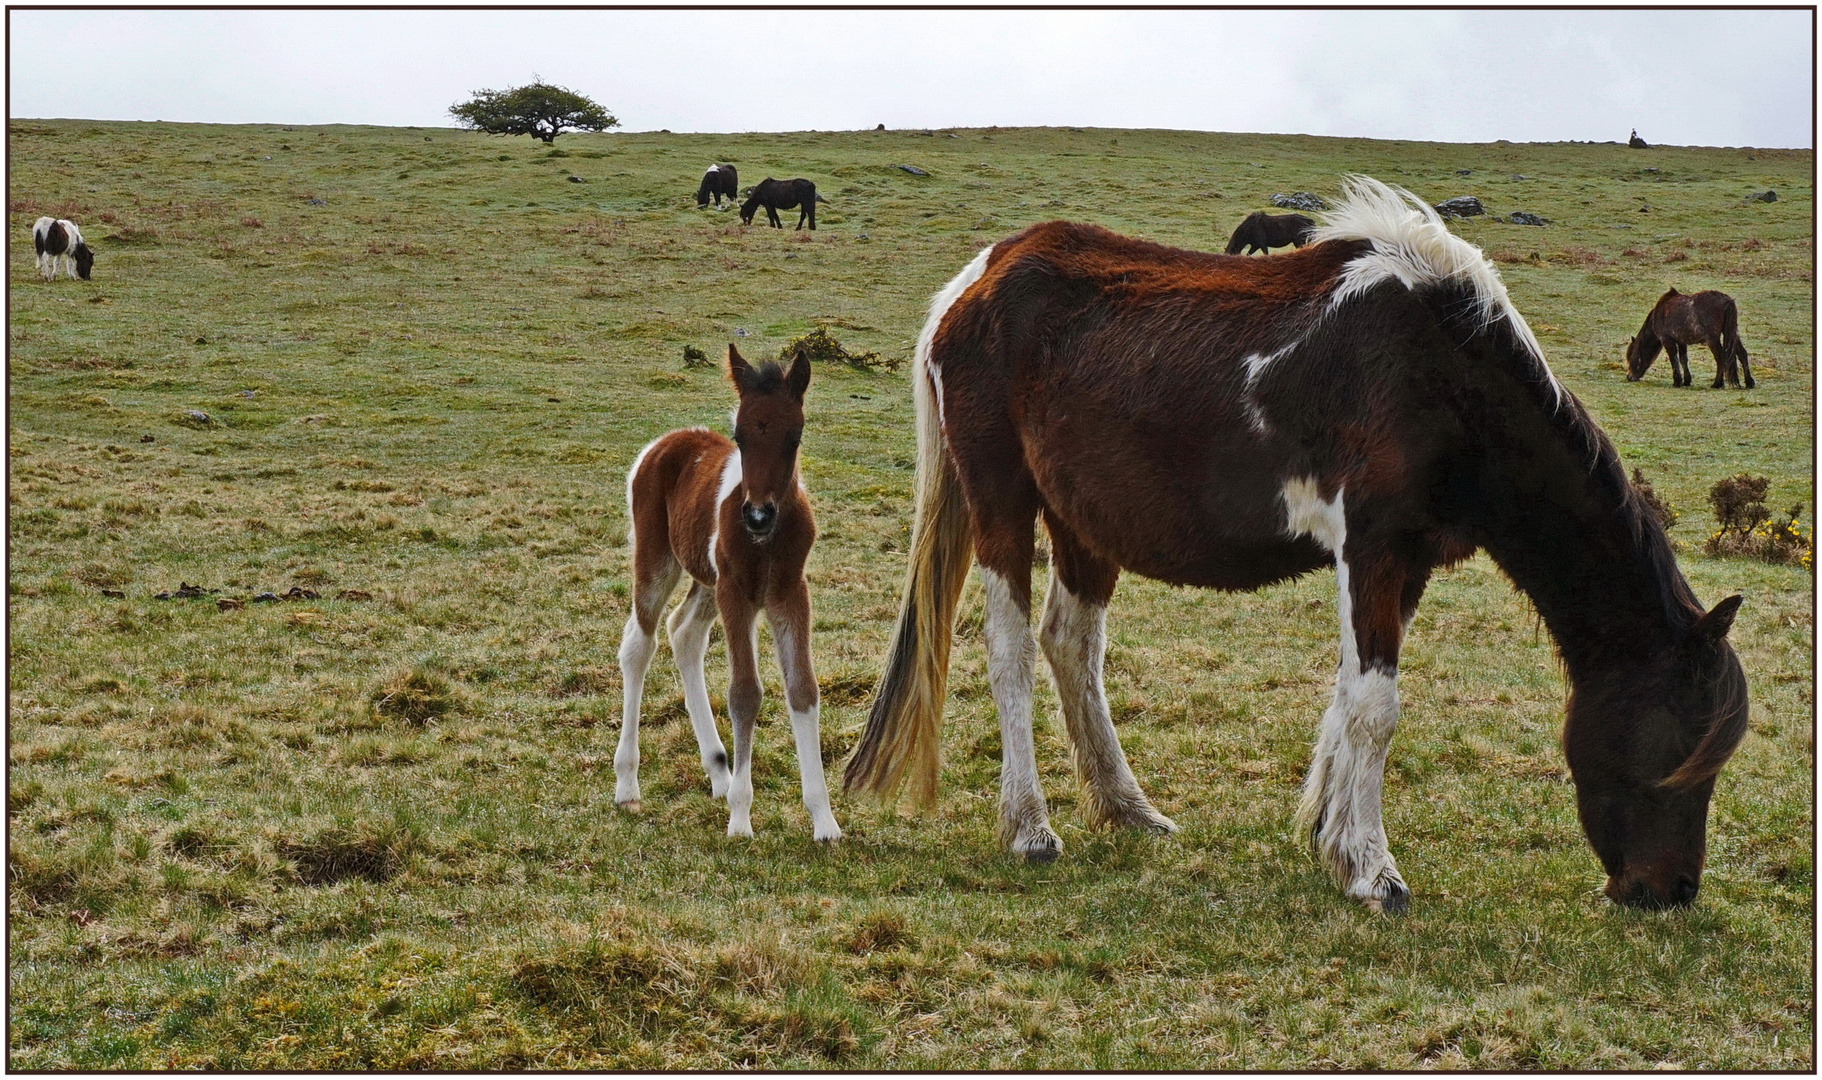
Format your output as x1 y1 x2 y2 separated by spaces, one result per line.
1037 570 1176 834
615 567 679 810
981 568 1060 861
1285 480 1409 912
667 582 731 798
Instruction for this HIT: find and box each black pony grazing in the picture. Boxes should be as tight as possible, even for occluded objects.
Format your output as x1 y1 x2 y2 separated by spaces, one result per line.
1224 211 1316 255
741 178 824 230
697 164 738 208
1626 288 1754 389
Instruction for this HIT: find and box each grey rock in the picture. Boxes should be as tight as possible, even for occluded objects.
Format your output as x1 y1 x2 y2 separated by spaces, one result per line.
896 164 930 176
306 197 327 206
186 409 212 423
1270 191 1328 211
1753 190 1778 202
568 175 585 183
1434 196 1485 219
1456 169 1472 176
1508 212 1549 226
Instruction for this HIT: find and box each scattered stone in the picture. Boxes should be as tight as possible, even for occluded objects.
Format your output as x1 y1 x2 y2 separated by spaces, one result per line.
99 589 126 599
734 327 748 337
140 435 155 443
1752 190 1778 203
217 597 244 611
1456 169 1472 176
306 197 327 206
1510 174 1528 181
282 586 321 601
875 123 885 131
896 164 930 176
1434 196 1485 219
1270 192 1328 211
183 410 212 426
335 589 373 602
239 389 256 398
857 233 869 240
1629 130 1649 149
251 592 280 604
568 175 585 183
156 582 219 601
1508 212 1549 226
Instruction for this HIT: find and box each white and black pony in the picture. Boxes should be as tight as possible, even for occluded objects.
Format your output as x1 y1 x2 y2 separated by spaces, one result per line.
33 217 94 281
697 164 738 208
846 176 1748 915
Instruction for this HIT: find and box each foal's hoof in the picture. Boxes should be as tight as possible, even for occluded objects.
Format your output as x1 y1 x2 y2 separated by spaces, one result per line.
616 799 641 815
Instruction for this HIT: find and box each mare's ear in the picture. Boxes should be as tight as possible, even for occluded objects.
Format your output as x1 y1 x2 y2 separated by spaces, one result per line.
727 344 754 390
786 346 812 398
1689 594 1743 646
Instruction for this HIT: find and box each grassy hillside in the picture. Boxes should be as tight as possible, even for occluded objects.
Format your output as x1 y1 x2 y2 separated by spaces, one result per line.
7 119 1812 1069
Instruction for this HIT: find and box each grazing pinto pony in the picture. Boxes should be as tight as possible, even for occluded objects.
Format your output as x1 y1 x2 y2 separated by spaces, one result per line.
845 176 1748 913
1225 211 1316 255
32 217 93 281
697 163 738 208
617 345 840 842
1626 288 1754 389
741 178 824 230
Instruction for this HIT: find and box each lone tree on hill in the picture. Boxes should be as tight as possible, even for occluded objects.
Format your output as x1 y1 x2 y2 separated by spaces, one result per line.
448 80 618 144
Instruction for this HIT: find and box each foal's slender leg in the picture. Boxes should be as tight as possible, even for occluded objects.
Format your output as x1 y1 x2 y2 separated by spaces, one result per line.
615 554 682 811
1293 511 1430 913
719 586 763 837
1037 515 1176 834
767 579 841 841
667 581 731 798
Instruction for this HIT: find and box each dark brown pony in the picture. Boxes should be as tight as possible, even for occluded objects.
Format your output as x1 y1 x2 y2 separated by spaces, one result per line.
1626 288 1754 389
845 177 1748 913
1225 211 1315 255
741 178 824 230
617 344 840 842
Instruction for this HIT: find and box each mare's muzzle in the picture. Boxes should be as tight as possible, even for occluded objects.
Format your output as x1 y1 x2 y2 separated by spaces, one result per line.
1605 870 1700 909
741 501 777 539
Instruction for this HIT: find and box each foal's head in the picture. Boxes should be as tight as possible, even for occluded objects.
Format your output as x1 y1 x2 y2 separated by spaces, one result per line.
727 343 810 541
1564 595 1749 908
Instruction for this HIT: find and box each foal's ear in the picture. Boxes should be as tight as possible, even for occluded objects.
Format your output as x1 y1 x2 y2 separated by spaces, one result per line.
1690 594 1744 645
727 343 754 389
786 345 812 398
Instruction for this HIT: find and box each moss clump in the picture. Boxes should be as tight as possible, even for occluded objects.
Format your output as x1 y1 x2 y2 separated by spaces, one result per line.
778 327 900 372
369 666 461 724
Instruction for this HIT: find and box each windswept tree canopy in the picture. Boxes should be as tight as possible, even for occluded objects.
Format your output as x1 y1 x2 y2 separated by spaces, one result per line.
448 81 619 144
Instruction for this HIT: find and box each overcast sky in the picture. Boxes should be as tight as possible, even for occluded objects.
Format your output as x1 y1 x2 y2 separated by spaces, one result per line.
8 9 1813 147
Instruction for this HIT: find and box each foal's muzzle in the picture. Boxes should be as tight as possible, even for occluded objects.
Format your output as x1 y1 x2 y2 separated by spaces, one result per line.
741 501 777 539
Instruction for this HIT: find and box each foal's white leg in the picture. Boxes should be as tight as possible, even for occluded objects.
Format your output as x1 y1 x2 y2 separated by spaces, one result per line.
722 615 762 838
667 582 731 799
1038 570 1176 834
981 568 1061 861
768 596 841 842
615 611 660 810
615 569 678 810
1294 553 1409 913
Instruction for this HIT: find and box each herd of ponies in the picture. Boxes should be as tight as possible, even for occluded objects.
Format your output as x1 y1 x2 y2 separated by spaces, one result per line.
28 146 1764 915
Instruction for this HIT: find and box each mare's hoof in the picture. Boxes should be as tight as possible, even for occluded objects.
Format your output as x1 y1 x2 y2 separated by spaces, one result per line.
1016 832 1063 863
617 799 641 814
1363 882 1410 916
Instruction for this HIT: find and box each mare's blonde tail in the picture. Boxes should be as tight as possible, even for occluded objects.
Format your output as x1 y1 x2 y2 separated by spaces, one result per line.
842 248 992 808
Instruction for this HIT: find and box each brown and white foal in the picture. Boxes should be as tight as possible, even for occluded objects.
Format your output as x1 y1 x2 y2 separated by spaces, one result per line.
616 345 840 842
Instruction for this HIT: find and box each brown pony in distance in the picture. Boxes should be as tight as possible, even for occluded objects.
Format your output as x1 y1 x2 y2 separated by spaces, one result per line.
845 177 1747 913
617 345 840 842
1225 211 1316 255
1626 287 1754 389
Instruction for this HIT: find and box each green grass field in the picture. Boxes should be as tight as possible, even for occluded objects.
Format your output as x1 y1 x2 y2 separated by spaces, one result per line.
7 119 1812 1068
